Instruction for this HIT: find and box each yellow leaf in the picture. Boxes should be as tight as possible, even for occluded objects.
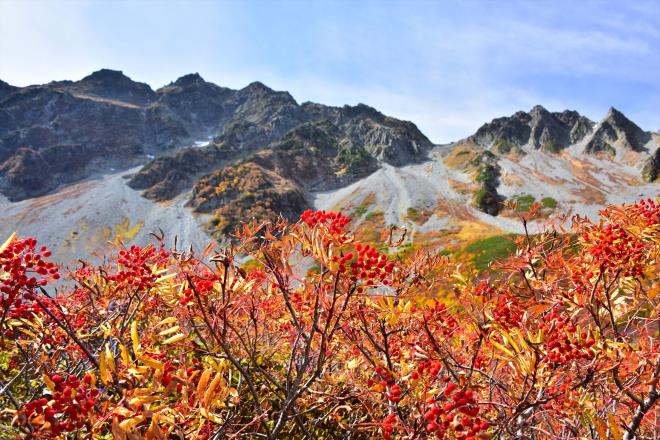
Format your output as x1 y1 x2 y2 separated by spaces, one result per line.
161 333 186 345
0 232 16 255
155 317 178 328
112 420 128 440
129 396 159 408
105 343 115 373
42 374 55 391
145 413 166 440
490 338 514 358
99 350 112 385
120 343 131 365
197 369 213 402
131 321 140 354
593 417 607 439
609 414 622 440
158 326 180 336
138 354 164 371
113 407 134 417
199 407 224 424
119 415 145 431
203 372 225 407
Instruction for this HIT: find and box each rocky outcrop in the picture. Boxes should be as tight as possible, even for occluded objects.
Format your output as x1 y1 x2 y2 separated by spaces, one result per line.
470 151 503 215
469 105 593 152
584 107 651 154
642 148 660 182
188 162 308 238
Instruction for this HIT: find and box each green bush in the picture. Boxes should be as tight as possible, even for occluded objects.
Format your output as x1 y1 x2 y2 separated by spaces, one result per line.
541 197 558 209
511 194 536 212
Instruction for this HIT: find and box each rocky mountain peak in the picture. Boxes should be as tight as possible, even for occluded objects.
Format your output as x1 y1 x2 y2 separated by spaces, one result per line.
242 81 275 95
236 81 297 107
81 68 130 82
529 104 550 117
341 103 384 120
585 107 650 154
172 73 205 87
75 68 155 105
605 106 625 121
470 106 593 152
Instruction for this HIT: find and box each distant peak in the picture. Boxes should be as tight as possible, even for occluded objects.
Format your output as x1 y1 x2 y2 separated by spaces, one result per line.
174 73 205 86
605 106 626 120
243 81 273 93
602 107 638 128
530 104 548 114
342 103 383 119
81 69 131 83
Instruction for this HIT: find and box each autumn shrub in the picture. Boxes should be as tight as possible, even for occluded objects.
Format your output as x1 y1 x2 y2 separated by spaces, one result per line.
0 200 658 439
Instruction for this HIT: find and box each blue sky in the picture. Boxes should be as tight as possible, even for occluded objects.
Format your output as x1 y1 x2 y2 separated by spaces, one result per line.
1 0 658 143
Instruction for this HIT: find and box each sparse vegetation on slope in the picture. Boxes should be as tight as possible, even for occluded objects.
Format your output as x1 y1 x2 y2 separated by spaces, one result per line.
188 162 307 237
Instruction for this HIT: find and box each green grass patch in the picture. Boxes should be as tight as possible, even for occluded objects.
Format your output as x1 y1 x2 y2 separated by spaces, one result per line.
366 210 383 220
353 205 368 216
463 234 518 271
510 194 536 212
541 197 557 209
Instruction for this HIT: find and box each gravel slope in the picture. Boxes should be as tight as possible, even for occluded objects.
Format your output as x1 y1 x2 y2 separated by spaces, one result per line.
0 168 213 266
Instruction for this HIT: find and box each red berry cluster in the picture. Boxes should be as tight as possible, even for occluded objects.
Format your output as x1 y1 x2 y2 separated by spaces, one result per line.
541 310 595 366
473 280 495 297
108 245 167 291
412 360 443 381
333 244 394 290
181 274 217 305
301 209 351 235
24 373 98 436
381 413 398 440
542 378 581 414
424 303 458 338
0 237 58 324
629 198 659 227
368 366 402 401
161 361 177 387
491 294 523 330
423 383 487 439
584 222 646 277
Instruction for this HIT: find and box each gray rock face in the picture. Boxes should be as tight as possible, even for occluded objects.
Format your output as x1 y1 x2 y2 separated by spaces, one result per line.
584 107 651 154
0 70 432 201
470 105 594 152
642 148 660 182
